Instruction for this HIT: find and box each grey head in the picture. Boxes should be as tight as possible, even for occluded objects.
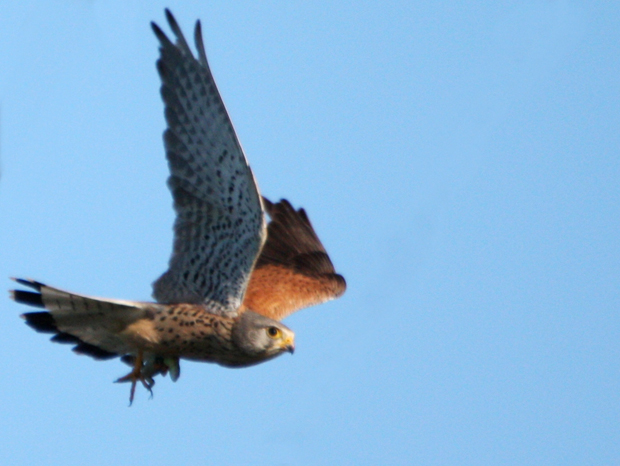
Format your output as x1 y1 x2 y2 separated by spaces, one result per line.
232 311 295 364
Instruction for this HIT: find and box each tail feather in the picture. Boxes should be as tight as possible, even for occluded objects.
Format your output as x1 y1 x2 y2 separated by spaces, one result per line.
13 278 43 291
12 290 44 308
73 342 117 360
21 311 117 360
20 310 119 359
11 278 156 361
51 332 81 344
22 311 57 333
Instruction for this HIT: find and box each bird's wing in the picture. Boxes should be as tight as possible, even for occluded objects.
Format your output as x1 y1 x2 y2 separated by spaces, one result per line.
242 198 346 321
151 10 266 315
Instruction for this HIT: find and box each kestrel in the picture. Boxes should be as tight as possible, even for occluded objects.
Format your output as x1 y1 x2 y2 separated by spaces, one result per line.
11 10 345 403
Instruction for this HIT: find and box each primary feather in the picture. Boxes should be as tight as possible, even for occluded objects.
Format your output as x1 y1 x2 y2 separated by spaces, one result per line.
151 10 266 313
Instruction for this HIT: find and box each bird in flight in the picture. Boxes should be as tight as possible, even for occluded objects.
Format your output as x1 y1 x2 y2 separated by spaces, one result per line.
10 10 345 404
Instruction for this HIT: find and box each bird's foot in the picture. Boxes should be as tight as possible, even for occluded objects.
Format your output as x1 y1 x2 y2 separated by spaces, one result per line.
115 351 152 405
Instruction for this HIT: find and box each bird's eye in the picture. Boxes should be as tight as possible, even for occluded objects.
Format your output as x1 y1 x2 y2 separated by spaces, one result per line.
267 327 281 339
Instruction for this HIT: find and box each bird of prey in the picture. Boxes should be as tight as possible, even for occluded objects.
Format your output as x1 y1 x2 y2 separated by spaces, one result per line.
10 10 345 403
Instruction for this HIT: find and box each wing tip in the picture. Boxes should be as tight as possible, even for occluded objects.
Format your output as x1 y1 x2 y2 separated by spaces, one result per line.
194 19 208 64
334 274 347 297
164 9 192 54
164 8 176 29
152 9 191 55
151 21 167 44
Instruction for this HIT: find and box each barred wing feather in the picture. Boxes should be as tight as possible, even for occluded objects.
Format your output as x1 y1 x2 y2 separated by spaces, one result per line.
151 10 266 314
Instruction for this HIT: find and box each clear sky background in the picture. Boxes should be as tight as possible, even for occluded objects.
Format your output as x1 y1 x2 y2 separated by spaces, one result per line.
0 1 618 465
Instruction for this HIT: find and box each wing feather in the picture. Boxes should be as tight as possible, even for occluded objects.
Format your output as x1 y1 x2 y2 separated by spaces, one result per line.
243 199 346 320
151 10 266 314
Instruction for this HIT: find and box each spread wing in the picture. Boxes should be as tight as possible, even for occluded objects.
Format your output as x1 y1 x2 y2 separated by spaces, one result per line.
243 198 346 321
151 10 266 314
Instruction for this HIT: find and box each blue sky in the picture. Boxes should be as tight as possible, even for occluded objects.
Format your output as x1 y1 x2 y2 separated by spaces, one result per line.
1 1 619 465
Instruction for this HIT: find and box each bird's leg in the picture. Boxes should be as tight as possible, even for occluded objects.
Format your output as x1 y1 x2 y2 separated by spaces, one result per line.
115 350 148 405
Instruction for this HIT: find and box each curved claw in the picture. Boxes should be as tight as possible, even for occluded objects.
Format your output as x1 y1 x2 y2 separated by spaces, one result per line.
115 351 152 405
115 353 178 404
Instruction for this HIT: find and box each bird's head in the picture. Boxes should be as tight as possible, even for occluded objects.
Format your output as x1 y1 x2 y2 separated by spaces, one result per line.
232 311 295 360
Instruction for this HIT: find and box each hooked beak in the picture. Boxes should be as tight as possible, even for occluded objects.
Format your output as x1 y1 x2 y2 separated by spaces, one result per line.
282 336 295 354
